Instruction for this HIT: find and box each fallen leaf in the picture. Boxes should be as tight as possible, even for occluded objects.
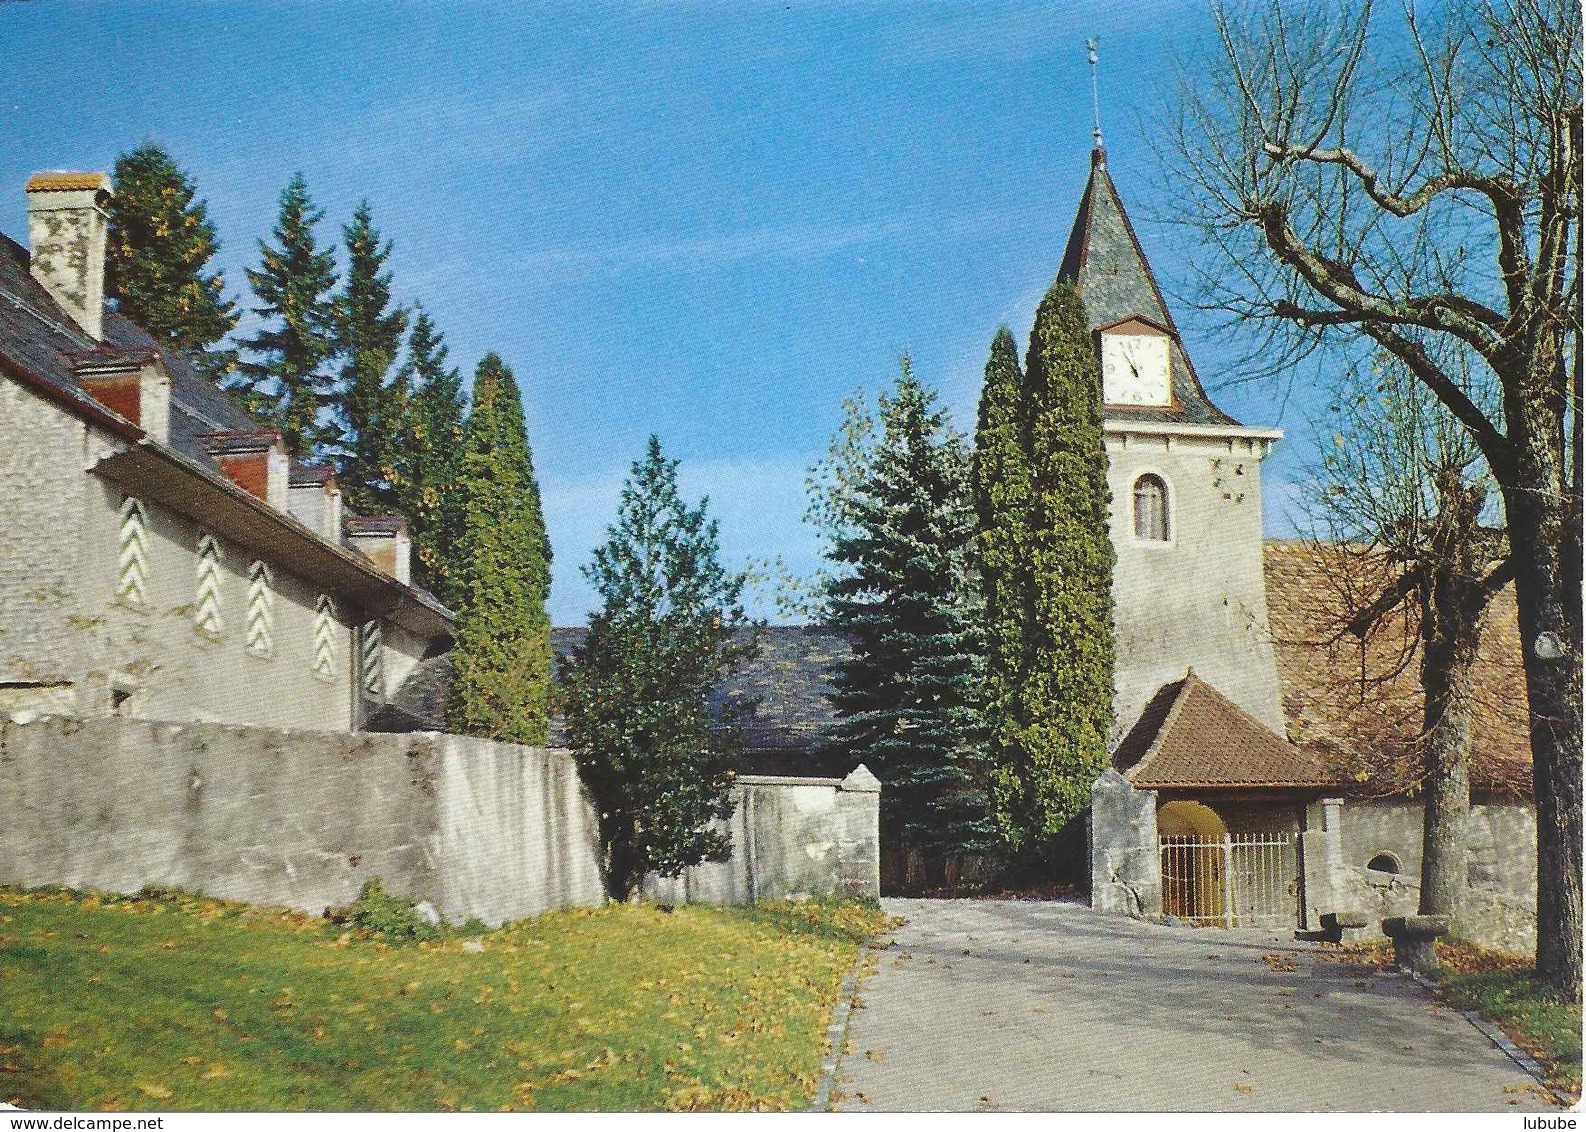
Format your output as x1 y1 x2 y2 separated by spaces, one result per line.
1233 1084 1255 1093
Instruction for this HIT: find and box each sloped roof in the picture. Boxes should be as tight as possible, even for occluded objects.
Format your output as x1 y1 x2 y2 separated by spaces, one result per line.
549 625 859 776
1264 540 1532 798
1057 149 1240 429
0 229 452 634
1115 669 1337 790
0 231 257 469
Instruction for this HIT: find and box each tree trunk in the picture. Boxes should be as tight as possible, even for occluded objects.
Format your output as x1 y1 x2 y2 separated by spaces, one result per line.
604 822 639 902
1417 574 1484 922
1503 406 1583 999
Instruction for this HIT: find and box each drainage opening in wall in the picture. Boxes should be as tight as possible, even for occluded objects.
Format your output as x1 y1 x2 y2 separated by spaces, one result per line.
1366 852 1402 875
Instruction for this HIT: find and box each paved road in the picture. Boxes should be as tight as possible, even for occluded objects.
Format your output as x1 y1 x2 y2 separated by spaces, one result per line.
831 898 1556 1112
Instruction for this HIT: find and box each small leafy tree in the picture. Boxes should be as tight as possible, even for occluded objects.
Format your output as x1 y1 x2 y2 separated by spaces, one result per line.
106 143 238 375
1301 351 1510 925
446 354 553 743
231 174 340 457
560 436 761 900
811 359 994 880
387 305 468 604
333 201 409 513
990 281 1115 850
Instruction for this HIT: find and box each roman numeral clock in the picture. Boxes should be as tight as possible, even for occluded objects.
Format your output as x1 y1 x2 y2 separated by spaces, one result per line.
1099 317 1172 407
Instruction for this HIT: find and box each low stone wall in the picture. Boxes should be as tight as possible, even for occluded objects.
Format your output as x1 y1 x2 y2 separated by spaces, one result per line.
643 767 881 904
0 717 881 925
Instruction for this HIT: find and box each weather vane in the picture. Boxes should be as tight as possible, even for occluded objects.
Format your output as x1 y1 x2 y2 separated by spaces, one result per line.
1087 37 1103 152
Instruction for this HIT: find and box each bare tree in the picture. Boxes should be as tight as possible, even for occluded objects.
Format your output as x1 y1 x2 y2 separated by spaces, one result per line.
1301 354 1510 922
1167 0 1581 996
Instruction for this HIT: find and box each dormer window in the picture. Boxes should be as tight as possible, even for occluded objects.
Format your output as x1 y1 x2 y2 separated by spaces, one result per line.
1133 475 1170 542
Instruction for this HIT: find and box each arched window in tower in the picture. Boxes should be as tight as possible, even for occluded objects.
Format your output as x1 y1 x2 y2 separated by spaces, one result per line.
1133 474 1170 542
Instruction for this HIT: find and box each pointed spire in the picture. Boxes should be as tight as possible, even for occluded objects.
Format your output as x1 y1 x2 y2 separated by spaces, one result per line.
1087 37 1105 165
1053 142 1243 428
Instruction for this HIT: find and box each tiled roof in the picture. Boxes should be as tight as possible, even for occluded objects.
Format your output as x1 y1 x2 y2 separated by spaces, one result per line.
1116 670 1336 790
1264 540 1532 798
1057 149 1241 429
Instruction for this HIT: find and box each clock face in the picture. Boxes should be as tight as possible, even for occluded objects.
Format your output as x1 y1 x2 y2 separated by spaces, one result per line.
1101 333 1171 406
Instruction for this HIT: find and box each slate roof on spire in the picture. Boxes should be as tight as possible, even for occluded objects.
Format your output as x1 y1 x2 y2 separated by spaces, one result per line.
1057 151 1241 427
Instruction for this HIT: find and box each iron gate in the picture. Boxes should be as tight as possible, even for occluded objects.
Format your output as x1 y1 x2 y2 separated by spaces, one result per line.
1159 832 1299 928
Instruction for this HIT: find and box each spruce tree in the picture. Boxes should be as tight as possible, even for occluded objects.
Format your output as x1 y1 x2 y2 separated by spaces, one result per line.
232 174 340 457
560 436 761 900
817 358 994 878
388 305 468 604
333 201 409 513
446 354 553 743
106 144 238 373
991 281 1115 847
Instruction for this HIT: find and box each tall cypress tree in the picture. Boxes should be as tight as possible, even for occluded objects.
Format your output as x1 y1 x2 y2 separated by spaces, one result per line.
819 358 993 876
991 281 1115 847
333 201 409 512
388 304 468 604
972 326 1031 831
232 174 339 457
560 436 761 899
446 354 552 744
106 143 238 373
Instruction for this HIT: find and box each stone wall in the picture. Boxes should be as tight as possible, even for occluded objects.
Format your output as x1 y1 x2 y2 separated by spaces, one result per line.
1330 797 1537 953
1 374 360 731
0 716 880 925
644 767 881 904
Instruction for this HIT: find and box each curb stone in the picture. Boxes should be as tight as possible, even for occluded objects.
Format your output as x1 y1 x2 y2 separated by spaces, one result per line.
1403 968 1576 1108
811 939 887 1112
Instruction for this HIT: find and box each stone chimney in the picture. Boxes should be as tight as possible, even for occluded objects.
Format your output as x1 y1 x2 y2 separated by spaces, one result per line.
73 350 170 443
204 430 289 509
345 515 411 586
288 463 343 542
26 172 112 341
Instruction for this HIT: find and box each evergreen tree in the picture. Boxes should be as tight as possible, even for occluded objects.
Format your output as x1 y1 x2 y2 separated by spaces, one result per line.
388 304 468 604
816 358 994 877
446 354 553 743
106 143 238 374
990 281 1115 848
333 201 409 512
560 436 760 900
972 326 1032 830
232 174 340 457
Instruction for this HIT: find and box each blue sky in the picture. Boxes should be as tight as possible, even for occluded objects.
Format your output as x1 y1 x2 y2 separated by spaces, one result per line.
2 0 1327 623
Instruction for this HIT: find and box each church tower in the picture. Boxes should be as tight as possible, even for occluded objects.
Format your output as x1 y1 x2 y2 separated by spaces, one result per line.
1056 146 1286 740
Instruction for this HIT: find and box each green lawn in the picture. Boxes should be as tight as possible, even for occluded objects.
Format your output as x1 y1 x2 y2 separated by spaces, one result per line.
0 885 888 1112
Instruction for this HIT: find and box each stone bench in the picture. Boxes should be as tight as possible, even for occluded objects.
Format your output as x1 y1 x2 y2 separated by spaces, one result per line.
1319 909 1370 944
1382 914 1451 975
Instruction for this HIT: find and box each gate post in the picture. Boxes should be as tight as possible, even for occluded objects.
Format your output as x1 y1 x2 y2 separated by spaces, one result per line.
1090 769 1161 919
1221 835 1235 928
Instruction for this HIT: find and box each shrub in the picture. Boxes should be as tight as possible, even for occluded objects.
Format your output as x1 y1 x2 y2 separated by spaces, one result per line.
325 878 439 943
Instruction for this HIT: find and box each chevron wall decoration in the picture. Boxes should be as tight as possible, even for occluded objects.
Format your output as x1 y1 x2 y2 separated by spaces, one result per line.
116 497 149 607
313 595 337 680
360 620 384 699
194 533 224 637
246 560 274 656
